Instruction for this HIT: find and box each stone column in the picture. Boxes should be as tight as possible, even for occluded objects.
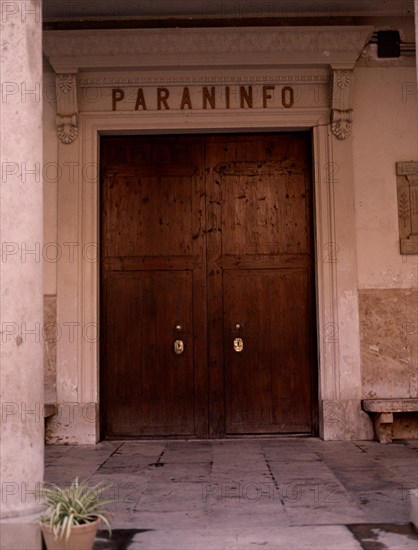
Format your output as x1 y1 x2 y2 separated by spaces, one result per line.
0 0 44 529
411 0 418 532
416 0 418 78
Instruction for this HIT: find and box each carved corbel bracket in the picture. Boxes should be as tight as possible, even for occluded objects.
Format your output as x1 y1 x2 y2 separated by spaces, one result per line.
330 67 354 140
331 109 353 140
55 74 78 144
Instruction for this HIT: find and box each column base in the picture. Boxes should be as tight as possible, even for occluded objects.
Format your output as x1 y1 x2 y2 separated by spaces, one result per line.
410 489 418 532
0 512 42 550
320 399 374 440
45 402 98 444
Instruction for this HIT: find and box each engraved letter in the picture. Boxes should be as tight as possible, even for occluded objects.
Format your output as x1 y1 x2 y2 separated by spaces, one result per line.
240 86 253 108
281 86 294 108
112 88 125 111
263 85 275 108
180 87 192 110
202 86 216 109
157 87 170 110
135 88 147 110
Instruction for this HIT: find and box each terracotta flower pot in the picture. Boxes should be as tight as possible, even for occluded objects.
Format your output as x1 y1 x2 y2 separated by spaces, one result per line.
41 518 100 550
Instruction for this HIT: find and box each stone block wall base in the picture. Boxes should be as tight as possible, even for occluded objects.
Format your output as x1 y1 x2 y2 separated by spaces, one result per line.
44 400 388 443
321 399 374 440
410 490 418 531
45 403 98 444
43 294 57 404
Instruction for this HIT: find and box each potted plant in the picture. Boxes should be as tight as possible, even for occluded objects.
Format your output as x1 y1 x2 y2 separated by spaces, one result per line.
40 478 112 550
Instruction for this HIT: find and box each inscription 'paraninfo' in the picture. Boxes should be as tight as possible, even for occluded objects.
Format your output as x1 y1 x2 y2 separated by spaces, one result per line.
112 85 295 111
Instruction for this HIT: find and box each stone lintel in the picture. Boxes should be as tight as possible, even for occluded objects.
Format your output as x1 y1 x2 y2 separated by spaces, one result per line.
43 26 373 73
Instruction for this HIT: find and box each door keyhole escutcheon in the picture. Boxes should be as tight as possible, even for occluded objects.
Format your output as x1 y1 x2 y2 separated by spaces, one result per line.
233 337 244 352
174 339 184 355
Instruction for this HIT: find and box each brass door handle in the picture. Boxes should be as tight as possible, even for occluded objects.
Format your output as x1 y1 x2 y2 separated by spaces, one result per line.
173 324 184 355
233 323 243 352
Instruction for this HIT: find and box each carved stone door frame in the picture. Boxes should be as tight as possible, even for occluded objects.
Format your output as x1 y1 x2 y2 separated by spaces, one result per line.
43 26 375 442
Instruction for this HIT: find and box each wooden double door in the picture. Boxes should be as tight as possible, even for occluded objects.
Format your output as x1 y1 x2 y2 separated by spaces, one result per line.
100 133 317 438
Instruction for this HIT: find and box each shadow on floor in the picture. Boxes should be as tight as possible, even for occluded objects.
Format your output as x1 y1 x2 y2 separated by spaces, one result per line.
94 529 153 549
92 525 418 550
348 523 418 550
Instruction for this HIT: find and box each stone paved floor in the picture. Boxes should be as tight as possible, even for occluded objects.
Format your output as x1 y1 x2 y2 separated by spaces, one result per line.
42 438 418 550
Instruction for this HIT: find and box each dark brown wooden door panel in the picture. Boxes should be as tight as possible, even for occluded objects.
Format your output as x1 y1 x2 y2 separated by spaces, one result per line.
205 133 315 437
106 271 195 436
101 136 207 438
223 268 312 434
101 133 316 438
102 171 195 258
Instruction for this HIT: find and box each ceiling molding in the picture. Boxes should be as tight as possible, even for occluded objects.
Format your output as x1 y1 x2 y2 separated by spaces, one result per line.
42 0 414 21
